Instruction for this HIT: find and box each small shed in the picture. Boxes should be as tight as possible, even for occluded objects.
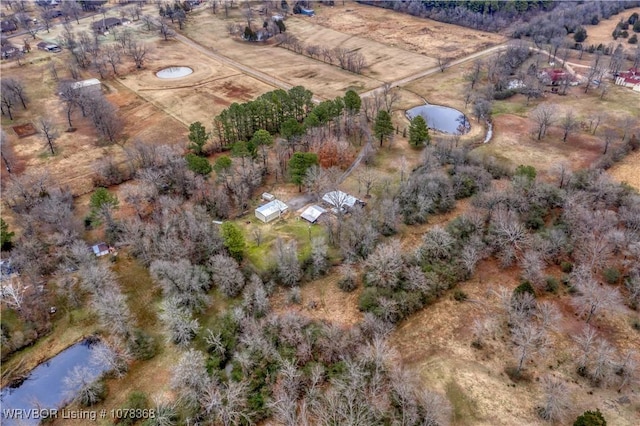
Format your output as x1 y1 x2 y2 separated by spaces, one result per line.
300 205 326 223
71 78 102 96
92 243 109 257
255 199 288 223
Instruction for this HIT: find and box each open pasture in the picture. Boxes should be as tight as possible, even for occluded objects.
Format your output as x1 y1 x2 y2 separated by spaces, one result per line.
312 1 507 60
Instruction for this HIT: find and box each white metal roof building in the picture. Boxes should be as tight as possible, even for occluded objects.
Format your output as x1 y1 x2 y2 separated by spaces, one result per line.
322 191 362 209
255 199 288 223
300 205 326 223
70 78 102 96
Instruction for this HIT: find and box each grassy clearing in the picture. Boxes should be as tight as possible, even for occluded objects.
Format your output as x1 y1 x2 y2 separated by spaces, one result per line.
446 380 480 425
240 215 327 271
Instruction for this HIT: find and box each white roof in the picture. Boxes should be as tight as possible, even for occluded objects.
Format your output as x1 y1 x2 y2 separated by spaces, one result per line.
256 199 288 217
322 191 359 208
300 205 326 223
71 78 101 90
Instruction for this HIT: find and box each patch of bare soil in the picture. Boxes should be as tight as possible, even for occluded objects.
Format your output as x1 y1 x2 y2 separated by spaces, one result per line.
11 123 37 138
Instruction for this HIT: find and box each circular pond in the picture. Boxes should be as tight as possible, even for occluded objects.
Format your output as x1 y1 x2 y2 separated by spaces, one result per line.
156 66 193 79
406 104 470 134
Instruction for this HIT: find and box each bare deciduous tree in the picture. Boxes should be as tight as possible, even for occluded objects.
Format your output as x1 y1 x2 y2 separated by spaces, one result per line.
274 238 302 287
537 375 570 422
171 348 209 408
572 278 622 324
150 259 211 313
37 117 59 155
127 39 148 69
86 95 123 144
511 321 548 375
158 18 176 41
202 379 252 426
159 298 201 346
364 240 403 290
310 236 328 278
0 277 28 310
92 287 133 339
531 103 556 140
63 366 105 407
560 111 578 143
0 129 16 173
437 55 452 72
208 253 245 297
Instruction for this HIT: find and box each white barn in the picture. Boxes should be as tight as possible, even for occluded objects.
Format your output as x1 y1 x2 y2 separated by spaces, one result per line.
300 205 326 223
255 199 288 223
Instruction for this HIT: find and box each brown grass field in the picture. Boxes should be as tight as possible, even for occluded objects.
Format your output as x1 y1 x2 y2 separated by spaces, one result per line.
312 1 507 60
566 6 640 49
390 257 640 426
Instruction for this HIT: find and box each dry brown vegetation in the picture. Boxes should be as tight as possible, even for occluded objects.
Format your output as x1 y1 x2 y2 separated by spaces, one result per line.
566 6 640 48
312 2 507 60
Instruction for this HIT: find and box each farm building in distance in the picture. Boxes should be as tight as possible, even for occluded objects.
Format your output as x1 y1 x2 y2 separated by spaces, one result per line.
71 78 102 96
255 199 288 223
615 68 640 92
300 205 326 223
91 17 128 34
36 41 61 52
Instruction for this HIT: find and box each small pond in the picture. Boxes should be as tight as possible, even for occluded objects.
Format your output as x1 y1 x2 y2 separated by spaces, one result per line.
406 104 471 135
156 66 193 79
0 338 109 426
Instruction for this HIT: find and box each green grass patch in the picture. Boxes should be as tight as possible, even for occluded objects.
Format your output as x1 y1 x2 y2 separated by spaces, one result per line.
112 257 161 330
237 215 327 272
445 379 480 425
491 100 529 117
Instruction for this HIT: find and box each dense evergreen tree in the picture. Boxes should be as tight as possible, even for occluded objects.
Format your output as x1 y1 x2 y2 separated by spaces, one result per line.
408 115 430 147
374 110 394 147
289 152 318 191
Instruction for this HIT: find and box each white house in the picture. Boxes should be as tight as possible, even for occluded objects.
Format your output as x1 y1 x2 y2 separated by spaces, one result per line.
322 191 363 210
300 205 326 223
255 199 288 223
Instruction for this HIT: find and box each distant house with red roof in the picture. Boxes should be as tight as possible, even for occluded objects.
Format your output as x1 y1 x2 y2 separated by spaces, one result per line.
539 68 575 86
615 68 640 93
